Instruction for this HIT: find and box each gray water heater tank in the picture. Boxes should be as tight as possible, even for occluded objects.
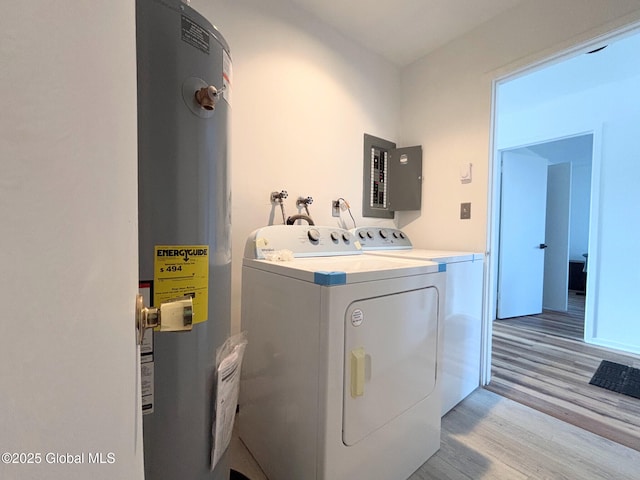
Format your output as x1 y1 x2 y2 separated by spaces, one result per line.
136 0 232 478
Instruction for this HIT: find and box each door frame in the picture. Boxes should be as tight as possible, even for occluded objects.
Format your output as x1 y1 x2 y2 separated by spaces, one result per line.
479 18 640 386
480 21 640 386
484 125 602 383
481 35 613 384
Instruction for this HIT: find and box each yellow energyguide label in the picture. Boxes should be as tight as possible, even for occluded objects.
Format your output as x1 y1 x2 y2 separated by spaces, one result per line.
154 245 209 325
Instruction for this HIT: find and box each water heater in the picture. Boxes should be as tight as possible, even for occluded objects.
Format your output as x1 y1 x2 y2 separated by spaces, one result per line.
136 0 232 479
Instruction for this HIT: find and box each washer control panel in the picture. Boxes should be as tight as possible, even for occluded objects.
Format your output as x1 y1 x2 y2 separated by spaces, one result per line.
350 227 412 250
245 225 362 259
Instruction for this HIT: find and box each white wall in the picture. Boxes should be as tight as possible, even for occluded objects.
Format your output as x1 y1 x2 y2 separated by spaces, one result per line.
193 0 401 331
496 53 640 353
399 0 640 252
0 2 143 479
187 1 640 343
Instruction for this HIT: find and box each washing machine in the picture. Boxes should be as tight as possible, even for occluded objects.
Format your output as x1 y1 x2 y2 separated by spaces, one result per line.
239 225 445 480
352 227 484 416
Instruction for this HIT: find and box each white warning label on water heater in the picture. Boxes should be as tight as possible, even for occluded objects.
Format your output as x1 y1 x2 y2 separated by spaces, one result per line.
223 49 232 107
139 281 154 414
141 356 154 415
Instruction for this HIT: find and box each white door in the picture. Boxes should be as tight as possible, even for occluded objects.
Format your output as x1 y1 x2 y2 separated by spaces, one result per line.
543 162 572 311
497 150 548 319
0 4 144 479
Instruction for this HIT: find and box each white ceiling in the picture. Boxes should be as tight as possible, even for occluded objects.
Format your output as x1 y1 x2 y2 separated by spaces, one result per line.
288 0 528 66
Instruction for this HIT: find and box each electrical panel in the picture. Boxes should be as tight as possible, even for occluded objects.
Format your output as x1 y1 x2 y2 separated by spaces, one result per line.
362 134 422 219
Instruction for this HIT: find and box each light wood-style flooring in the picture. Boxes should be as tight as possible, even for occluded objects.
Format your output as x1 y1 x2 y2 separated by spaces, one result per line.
487 291 640 451
409 389 640 479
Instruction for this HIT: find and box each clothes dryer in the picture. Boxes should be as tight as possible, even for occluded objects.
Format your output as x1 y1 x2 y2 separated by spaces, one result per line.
239 225 445 480
353 227 484 415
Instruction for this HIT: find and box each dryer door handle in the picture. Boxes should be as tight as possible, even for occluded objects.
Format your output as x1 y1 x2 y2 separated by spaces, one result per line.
350 347 366 397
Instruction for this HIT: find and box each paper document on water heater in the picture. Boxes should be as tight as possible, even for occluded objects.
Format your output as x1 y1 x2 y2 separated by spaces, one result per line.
211 347 244 470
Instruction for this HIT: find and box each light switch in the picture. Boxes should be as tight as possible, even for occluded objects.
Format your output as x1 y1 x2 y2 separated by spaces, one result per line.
460 163 472 184
460 202 471 220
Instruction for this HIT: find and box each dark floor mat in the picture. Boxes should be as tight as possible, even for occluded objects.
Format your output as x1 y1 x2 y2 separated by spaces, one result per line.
621 365 640 399
230 469 252 480
589 360 640 399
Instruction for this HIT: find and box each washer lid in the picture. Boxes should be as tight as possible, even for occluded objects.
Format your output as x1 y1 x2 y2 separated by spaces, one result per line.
242 254 443 285
366 249 484 264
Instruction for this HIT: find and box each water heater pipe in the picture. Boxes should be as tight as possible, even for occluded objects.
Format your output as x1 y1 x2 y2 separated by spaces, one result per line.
195 85 220 110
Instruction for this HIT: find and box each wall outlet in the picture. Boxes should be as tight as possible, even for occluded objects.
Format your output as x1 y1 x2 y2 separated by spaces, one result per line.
332 200 340 217
460 202 471 219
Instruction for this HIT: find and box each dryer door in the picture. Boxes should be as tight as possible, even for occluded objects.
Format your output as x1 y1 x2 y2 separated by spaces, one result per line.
342 287 439 446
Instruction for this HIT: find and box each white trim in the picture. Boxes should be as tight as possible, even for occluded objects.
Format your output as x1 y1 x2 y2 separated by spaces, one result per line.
480 79 499 386
586 337 640 356
583 127 603 346
492 20 640 87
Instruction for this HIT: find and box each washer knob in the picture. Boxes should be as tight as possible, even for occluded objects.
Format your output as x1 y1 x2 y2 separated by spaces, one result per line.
366 230 374 239
358 231 367 239
330 231 339 242
399 232 406 239
392 232 399 238
379 229 388 239
342 233 351 243
307 229 320 242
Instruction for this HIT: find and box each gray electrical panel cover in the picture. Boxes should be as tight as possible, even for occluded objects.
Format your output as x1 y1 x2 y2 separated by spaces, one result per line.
362 134 422 218
388 145 423 211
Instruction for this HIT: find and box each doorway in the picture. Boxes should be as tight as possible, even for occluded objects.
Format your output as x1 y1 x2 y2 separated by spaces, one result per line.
484 25 640 390
496 134 593 321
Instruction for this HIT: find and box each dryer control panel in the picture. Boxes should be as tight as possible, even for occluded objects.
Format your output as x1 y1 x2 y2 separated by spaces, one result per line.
350 227 412 250
245 225 362 259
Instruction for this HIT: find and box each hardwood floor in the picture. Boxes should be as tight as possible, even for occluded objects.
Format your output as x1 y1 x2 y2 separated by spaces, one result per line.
410 389 640 480
487 291 640 452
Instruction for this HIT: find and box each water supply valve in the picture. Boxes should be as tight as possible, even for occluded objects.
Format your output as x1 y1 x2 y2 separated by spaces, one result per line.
270 190 289 203
270 190 289 224
296 196 314 217
296 196 313 207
